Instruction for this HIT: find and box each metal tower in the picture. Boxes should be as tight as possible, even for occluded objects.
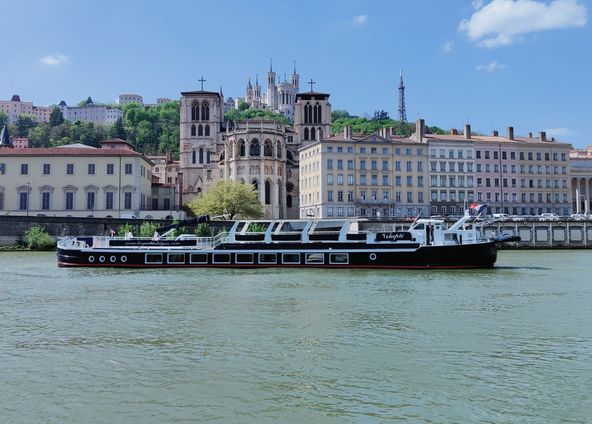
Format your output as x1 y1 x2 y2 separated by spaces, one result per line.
398 69 407 123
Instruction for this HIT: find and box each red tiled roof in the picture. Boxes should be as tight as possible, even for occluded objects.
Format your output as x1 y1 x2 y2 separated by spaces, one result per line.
0 147 143 157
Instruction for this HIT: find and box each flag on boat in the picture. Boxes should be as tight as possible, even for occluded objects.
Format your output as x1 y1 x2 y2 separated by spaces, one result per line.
469 203 488 214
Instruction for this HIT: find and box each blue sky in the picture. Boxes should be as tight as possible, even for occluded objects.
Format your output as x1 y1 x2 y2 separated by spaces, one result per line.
1 0 590 147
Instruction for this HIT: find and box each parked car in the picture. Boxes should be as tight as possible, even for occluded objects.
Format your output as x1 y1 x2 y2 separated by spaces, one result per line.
570 213 587 221
539 213 560 221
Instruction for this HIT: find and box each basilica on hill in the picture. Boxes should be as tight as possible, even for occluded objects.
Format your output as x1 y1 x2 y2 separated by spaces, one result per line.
178 67 332 220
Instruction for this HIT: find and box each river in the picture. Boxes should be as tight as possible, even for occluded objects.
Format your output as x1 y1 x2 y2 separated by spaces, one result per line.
1 250 591 423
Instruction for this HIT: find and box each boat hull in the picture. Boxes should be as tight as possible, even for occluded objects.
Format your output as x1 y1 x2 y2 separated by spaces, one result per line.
57 241 498 269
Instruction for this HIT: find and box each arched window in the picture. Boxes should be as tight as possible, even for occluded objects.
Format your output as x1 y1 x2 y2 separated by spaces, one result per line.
277 179 283 209
265 180 271 205
303 104 308 124
199 148 204 164
318 128 323 140
307 104 313 123
197 187 202 195
205 125 210 136
311 127 316 140
286 195 292 208
264 140 273 157
317 104 322 123
192 150 196 164
276 141 282 158
239 140 246 157
198 124 203 136
207 150 211 164
191 124 196 137
250 139 260 156
191 101 199 121
201 101 209 121
304 127 309 141
313 104 318 123
252 179 259 192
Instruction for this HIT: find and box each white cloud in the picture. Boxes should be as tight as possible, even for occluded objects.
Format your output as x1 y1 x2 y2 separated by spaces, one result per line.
39 53 70 66
544 127 576 138
442 41 455 52
352 15 368 26
475 60 507 72
459 0 588 48
472 0 485 10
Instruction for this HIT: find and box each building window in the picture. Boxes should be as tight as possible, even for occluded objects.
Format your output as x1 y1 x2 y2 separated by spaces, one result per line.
66 163 74 175
41 192 51 210
125 163 133 175
107 163 114 175
105 192 114 210
124 192 132 209
86 192 96 210
88 163 95 175
191 124 196 136
65 192 74 210
19 192 28 211
43 164 51 175
21 164 28 175
0 191 4 210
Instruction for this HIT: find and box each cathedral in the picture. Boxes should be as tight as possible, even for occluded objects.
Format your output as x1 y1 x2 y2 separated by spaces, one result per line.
244 60 300 121
179 76 331 219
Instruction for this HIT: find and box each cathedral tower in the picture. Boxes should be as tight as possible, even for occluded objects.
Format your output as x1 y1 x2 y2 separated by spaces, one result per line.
266 59 277 110
294 80 331 146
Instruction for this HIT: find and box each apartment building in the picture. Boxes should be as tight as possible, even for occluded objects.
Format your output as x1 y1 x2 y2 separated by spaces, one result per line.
0 95 51 124
58 97 123 126
299 125 429 219
0 132 153 217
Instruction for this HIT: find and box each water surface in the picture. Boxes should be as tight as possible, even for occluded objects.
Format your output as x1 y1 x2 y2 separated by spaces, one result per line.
1 251 591 423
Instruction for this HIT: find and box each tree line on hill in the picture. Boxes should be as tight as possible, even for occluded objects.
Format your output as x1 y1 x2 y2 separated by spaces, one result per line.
0 102 446 160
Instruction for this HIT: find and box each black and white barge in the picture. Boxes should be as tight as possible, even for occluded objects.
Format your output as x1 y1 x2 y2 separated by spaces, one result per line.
57 213 519 269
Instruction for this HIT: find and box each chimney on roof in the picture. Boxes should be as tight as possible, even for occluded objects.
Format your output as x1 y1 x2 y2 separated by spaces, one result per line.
11 94 21 102
552 137 555 142
528 131 532 138
343 125 352 140
507 126 514 140
539 131 547 142
464 123 471 139
416 118 425 142
492 130 499 137
450 128 458 135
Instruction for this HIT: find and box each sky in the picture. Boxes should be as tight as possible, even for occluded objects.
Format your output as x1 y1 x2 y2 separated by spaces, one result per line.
1 0 590 147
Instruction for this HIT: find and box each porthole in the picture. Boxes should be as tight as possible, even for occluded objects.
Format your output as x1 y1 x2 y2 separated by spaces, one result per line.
99 256 106 263
369 253 377 261
88 255 95 263
121 255 127 263
110 256 117 263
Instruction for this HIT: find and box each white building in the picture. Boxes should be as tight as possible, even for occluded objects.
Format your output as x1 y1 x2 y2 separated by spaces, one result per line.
58 97 123 126
118 94 144 107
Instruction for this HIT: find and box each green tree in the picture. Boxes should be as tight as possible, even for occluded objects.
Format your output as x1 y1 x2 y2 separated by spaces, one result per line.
332 109 350 120
15 114 38 137
49 107 64 127
117 223 135 237
187 180 264 219
0 111 7 128
28 124 52 147
139 221 159 237
108 117 126 139
25 226 56 250
372 110 390 121
194 222 212 237
238 100 250 111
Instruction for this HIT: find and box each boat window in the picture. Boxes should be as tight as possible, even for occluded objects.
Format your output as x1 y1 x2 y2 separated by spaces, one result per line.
278 221 307 232
329 253 348 264
190 253 208 264
246 222 270 233
305 253 325 264
413 223 424 230
314 221 345 232
236 253 253 264
259 253 277 264
282 253 300 264
213 253 231 264
146 253 163 264
168 253 185 264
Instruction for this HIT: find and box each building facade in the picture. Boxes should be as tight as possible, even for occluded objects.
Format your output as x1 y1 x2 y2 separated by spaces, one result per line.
0 137 153 217
299 125 429 219
570 145 592 215
118 94 144 107
58 97 123 126
0 95 51 124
